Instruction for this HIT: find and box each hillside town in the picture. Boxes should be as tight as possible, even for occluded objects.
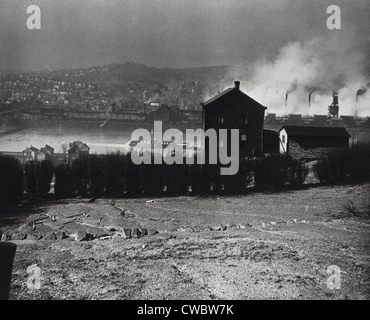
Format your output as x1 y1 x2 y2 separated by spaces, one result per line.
0 63 214 124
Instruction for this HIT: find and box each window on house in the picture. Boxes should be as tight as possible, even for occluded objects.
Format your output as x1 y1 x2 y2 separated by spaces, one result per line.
218 116 224 124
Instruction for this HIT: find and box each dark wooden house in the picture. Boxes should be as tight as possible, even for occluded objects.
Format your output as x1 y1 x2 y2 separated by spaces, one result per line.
68 141 90 161
279 126 350 160
201 81 267 158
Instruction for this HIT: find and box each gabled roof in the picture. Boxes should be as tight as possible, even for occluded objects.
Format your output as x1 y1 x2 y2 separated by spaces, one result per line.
201 88 234 106
23 146 39 152
69 141 90 152
201 83 267 110
280 126 350 138
41 145 54 151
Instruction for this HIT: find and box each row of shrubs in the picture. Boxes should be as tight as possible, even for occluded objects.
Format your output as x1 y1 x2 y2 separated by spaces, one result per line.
0 153 309 202
2 143 369 203
313 143 370 184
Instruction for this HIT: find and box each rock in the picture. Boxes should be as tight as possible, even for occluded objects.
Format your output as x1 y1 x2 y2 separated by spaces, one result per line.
1 233 9 241
140 228 148 236
122 229 132 239
227 224 239 230
148 229 158 235
76 231 88 241
99 235 113 240
293 219 298 223
192 226 203 232
211 226 222 231
131 228 141 238
44 232 57 240
12 232 27 240
26 233 42 240
111 233 121 239
55 231 67 240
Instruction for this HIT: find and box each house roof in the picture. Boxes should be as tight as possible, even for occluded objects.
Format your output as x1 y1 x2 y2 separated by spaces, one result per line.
41 145 54 151
201 83 267 109
24 146 39 152
280 126 351 138
70 141 90 151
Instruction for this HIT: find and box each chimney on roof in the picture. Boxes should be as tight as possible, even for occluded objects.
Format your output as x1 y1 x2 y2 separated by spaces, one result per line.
234 81 240 90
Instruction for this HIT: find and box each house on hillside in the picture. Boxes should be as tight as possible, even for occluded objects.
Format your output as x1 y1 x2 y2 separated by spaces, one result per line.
39 145 55 161
23 146 39 162
68 141 90 161
279 126 350 160
201 81 267 158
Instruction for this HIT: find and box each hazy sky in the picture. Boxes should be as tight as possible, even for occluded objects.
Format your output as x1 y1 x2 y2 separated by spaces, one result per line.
0 0 369 71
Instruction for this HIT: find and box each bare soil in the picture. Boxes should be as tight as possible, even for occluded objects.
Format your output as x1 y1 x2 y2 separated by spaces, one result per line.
1 184 370 300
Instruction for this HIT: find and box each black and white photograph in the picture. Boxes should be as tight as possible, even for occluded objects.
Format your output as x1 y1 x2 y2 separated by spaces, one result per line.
0 0 369 304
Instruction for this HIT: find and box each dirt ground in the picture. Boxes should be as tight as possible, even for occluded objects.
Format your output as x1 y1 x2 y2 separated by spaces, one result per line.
1 183 369 300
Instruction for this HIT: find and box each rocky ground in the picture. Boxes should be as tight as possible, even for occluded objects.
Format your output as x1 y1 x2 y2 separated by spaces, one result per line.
1 183 369 300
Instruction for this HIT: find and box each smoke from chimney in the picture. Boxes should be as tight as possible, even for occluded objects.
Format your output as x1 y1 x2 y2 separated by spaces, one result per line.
305 86 320 107
285 80 298 106
356 86 367 103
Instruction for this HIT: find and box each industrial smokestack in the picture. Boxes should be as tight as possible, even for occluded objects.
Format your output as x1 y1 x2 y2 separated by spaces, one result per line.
285 81 297 106
234 81 240 90
333 92 339 105
356 86 367 103
306 86 319 107
328 92 339 118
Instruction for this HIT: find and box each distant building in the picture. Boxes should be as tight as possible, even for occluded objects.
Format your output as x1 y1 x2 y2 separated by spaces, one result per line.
68 141 90 161
144 105 186 124
201 81 267 158
279 126 350 160
39 145 55 161
23 146 39 162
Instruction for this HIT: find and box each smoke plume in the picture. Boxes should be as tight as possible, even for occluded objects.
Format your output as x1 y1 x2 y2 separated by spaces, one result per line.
229 28 370 116
356 86 368 103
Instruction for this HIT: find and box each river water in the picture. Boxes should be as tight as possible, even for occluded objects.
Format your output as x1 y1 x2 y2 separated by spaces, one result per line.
0 120 200 154
0 121 144 154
